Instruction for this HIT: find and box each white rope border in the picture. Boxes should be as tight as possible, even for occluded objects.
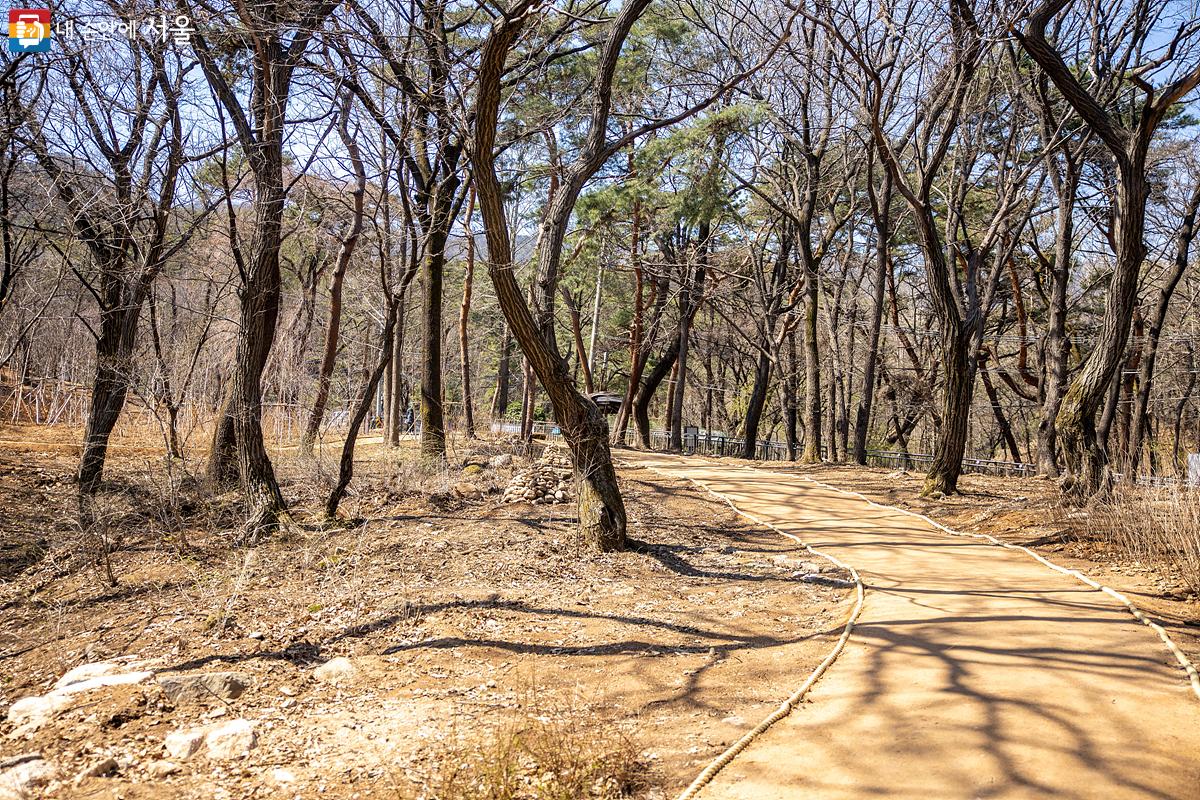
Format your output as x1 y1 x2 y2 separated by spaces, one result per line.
626 462 867 800
781 468 1200 701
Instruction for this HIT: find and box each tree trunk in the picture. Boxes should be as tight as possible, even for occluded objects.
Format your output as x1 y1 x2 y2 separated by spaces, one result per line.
1055 163 1150 495
326 299 398 518
561 286 594 394
853 171 891 464
230 175 288 539
420 226 450 460
78 300 141 495
799 250 822 462
919 324 973 495
300 101 365 455
494 325 512 418
670 221 709 451
1035 162 1079 477
742 345 773 459
785 329 799 460
1126 184 1200 476
520 358 535 441
459 189 477 438
634 337 679 448
981 363 1022 462
389 294 407 443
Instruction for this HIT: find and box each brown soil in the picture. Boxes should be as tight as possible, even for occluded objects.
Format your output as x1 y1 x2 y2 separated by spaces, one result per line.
0 424 853 799
750 459 1200 668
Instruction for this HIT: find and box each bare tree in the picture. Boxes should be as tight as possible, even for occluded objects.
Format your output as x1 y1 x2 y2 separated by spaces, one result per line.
190 0 339 535
1017 0 1200 494
16 19 194 501
300 90 367 455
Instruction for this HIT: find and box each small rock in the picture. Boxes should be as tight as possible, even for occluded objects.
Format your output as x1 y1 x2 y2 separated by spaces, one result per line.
7 693 77 730
158 672 253 704
74 757 118 784
490 453 513 467
55 661 130 690
9 660 154 733
312 656 358 685
0 757 56 800
164 728 206 760
271 768 298 784
453 482 482 500
463 463 485 476
247 631 264 640
204 719 257 760
0 756 40 773
147 760 180 778
278 686 296 697
553 490 566 502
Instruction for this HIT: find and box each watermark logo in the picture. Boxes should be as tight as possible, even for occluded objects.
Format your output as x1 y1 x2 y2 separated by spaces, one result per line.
8 8 50 52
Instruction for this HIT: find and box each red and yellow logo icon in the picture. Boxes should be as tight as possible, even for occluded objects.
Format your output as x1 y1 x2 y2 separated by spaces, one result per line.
9 9 50 52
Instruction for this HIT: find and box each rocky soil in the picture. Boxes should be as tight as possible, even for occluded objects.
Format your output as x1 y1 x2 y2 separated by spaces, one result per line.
0 430 853 799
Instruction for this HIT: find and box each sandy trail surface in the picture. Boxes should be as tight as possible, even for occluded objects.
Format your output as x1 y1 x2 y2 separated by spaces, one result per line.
627 452 1200 800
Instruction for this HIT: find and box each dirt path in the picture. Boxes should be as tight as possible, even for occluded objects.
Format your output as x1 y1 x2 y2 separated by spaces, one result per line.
625 452 1200 800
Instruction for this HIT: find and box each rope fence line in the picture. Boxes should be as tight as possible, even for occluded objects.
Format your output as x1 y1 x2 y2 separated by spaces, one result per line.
781 466 1200 702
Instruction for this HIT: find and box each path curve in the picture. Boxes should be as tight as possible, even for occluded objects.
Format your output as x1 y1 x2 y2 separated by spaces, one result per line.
626 452 1200 800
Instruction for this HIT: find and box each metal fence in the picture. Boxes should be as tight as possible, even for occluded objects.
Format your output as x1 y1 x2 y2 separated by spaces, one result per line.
517 421 1049 480
516 419 1197 486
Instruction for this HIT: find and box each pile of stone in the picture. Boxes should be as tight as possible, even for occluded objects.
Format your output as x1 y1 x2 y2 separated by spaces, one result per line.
501 445 573 505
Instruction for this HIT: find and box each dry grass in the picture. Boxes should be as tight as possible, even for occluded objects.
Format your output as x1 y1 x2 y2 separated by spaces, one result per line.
1091 487 1200 595
404 701 656 800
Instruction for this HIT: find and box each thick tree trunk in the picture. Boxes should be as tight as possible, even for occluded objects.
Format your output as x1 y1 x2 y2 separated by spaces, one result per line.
741 345 773 459
420 228 450 460
1055 163 1150 495
634 338 679 449
208 392 238 486
230 178 288 538
78 302 140 495
923 328 974 495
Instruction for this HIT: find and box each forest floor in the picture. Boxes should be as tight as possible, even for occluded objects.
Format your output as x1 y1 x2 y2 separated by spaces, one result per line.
0 423 853 799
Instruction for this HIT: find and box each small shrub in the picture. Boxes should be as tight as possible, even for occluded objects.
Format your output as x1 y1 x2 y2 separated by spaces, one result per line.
406 707 655 800
1091 487 1200 595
